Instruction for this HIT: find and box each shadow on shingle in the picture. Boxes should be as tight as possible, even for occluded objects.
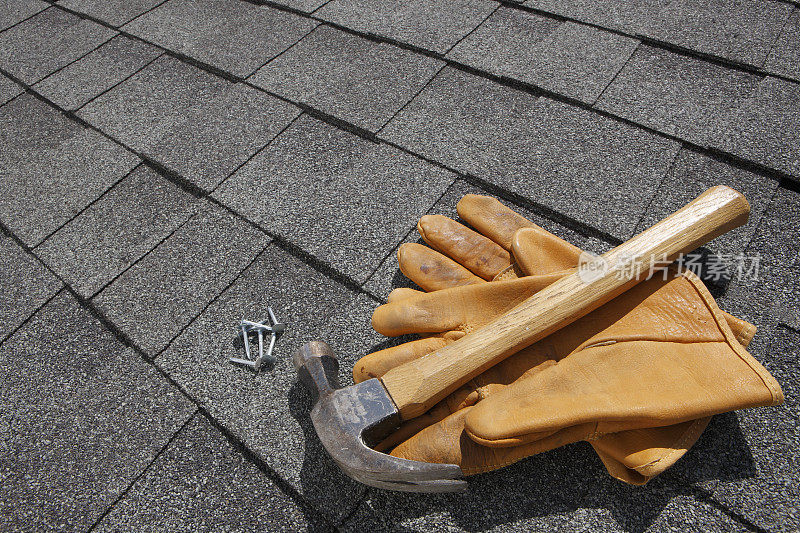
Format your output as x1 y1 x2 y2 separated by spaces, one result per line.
336 411 755 532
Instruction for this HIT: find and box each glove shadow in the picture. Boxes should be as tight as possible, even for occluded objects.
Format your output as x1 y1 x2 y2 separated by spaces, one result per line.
361 414 755 532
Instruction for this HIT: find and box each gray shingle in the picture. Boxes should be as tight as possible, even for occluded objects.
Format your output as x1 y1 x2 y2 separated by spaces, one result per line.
122 0 317 78
145 84 300 190
363 179 610 301
714 76 800 179
79 56 300 190
721 187 800 333
315 0 497 54
639 0 790 68
93 203 270 356
0 234 61 341
156 245 382 523
59 0 164 27
0 73 23 106
710 191 800 529
270 0 328 12
523 0 647 33
0 8 115 84
707 326 799 531
0 95 139 246
35 165 199 299
449 7 561 66
79 56 224 151
94 415 313 532
0 0 47 31
766 9 800 81
633 150 778 263
34 35 161 111
214 115 456 283
248 25 444 132
595 46 761 147
381 67 679 238
524 0 792 67
381 67 541 177
0 291 195 531
338 496 388 533
448 9 638 103
507 24 636 103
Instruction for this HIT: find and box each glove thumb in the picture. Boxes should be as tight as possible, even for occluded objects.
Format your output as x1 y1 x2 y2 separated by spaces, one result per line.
510 226 583 277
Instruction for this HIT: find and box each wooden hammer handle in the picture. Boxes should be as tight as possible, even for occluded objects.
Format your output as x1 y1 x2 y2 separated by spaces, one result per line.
381 185 750 421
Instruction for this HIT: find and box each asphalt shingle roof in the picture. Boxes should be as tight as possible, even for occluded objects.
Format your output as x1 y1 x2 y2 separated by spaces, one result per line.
93 204 269 355
122 0 317 78
447 8 638 103
248 25 445 132
382 68 680 238
766 9 800 82
213 115 456 282
94 415 316 531
595 46 762 147
58 0 164 27
523 0 793 68
1 0 798 530
34 164 200 298
0 232 61 341
79 55 301 190
0 94 139 246
0 0 47 31
33 34 161 111
315 0 497 54
0 291 195 530
714 76 800 178
0 7 115 84
0 72 23 104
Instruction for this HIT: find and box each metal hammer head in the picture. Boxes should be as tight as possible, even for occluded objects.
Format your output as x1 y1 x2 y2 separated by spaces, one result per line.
293 341 466 492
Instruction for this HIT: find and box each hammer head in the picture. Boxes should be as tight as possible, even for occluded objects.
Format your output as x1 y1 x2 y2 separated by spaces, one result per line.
293 341 466 492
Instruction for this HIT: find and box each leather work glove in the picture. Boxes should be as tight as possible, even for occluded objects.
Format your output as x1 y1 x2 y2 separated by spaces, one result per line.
355 195 783 484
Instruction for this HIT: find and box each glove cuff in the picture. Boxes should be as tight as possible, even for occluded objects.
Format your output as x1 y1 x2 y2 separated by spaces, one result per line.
463 270 783 447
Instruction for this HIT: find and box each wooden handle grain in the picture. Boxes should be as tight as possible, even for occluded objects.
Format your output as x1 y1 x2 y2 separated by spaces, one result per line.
381 185 750 421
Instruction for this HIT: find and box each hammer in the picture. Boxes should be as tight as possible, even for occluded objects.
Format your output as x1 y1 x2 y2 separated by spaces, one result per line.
293 186 750 492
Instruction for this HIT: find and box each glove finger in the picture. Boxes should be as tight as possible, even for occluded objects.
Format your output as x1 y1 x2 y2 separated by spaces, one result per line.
397 243 484 292
455 194 586 276
512 227 583 276
719 310 756 347
591 417 710 486
375 383 476 452
391 408 592 476
372 277 550 336
417 215 511 280
456 194 538 250
387 287 424 303
353 332 465 383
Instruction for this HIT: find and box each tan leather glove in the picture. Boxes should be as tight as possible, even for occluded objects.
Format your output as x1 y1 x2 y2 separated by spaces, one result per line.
356 195 782 484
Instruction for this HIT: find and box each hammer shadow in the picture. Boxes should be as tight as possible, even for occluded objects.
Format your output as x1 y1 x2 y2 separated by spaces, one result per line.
287 380 367 531
354 412 755 533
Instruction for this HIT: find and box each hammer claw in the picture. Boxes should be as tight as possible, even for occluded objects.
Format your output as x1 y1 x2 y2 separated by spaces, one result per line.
294 342 465 492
